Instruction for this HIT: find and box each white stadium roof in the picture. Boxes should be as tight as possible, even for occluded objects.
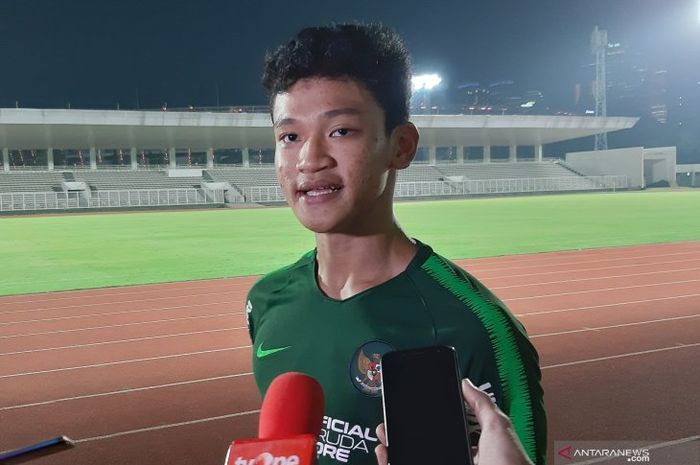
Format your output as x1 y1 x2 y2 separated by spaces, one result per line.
0 108 638 150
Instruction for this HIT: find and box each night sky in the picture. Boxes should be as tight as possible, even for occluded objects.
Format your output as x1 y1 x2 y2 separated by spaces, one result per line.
1 0 698 110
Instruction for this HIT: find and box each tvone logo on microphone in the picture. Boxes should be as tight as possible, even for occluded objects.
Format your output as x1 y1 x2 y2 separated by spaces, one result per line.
234 453 301 465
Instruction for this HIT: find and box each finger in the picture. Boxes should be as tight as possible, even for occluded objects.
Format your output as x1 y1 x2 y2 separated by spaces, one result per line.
462 378 511 430
375 444 389 465
462 379 497 419
376 423 387 446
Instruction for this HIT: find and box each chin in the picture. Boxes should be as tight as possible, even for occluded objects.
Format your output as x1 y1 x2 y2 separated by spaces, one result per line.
297 212 355 234
291 203 342 234
299 218 339 234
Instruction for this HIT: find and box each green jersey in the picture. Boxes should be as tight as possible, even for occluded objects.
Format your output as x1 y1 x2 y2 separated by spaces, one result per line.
246 241 546 465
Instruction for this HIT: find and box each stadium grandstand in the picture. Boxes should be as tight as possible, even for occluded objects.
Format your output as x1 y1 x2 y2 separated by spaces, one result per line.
0 107 685 213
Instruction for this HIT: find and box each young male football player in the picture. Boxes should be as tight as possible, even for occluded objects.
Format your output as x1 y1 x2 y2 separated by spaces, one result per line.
246 23 546 465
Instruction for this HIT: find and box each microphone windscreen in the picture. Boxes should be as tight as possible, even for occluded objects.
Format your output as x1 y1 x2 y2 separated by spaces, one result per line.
258 372 324 439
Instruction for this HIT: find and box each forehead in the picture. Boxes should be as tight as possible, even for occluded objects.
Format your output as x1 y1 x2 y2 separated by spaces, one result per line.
272 77 383 123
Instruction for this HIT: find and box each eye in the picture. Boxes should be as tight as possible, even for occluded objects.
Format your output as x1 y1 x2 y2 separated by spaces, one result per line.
330 128 352 137
279 133 298 143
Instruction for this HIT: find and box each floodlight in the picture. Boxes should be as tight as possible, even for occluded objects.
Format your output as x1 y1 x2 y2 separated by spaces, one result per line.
411 74 442 91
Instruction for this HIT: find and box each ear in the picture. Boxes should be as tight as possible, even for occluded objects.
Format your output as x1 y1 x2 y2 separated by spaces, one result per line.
389 122 419 170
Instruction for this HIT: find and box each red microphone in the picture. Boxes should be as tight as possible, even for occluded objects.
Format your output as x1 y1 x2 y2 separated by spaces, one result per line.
225 372 324 465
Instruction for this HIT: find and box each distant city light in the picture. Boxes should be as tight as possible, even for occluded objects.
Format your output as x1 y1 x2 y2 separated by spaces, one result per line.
411 74 442 91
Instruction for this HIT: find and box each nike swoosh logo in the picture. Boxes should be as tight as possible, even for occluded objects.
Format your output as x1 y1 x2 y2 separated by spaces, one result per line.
256 343 291 359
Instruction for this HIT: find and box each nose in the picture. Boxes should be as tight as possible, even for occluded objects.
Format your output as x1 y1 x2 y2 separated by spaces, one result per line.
296 135 333 173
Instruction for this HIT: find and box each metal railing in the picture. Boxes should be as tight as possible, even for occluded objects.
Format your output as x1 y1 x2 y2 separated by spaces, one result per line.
5 165 173 172
241 186 285 203
0 188 225 212
0 176 628 211
239 175 628 203
6 165 53 171
395 175 628 197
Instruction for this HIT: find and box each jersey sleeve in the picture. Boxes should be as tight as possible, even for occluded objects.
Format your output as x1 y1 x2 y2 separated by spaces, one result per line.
245 296 255 342
244 277 270 344
243 254 309 345
244 275 270 343
461 276 547 465
245 276 267 344
419 253 547 465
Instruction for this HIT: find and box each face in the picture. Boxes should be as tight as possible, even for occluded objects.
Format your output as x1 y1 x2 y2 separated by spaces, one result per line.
272 78 412 234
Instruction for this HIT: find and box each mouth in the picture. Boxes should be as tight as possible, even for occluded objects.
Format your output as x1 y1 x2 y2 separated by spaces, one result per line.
298 183 343 198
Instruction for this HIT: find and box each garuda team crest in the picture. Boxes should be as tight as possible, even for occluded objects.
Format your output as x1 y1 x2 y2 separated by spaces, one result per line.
349 341 395 396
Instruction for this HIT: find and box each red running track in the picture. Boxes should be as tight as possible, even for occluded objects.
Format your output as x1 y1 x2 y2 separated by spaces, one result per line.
1 242 699 464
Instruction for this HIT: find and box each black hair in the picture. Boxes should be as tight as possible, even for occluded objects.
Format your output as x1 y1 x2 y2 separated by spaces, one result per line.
262 23 412 134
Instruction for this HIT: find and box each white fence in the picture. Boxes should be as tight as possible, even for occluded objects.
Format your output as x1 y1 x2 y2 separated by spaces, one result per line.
1 176 628 212
397 175 629 197
241 186 285 203
0 188 225 212
241 175 629 203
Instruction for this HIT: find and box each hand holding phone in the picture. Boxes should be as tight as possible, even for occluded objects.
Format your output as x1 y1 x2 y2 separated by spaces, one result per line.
376 375 534 465
379 345 473 465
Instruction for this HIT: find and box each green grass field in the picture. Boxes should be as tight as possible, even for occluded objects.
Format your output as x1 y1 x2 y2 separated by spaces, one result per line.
1 190 699 296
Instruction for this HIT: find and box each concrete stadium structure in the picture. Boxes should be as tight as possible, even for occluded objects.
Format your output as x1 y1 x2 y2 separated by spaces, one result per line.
566 146 678 189
0 109 638 170
676 164 700 188
11 108 687 212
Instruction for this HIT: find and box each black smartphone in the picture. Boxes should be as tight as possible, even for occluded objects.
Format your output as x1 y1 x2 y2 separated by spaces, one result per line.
380 345 472 465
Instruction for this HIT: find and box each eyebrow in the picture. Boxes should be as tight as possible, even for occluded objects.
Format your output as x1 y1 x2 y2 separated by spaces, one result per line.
274 108 362 129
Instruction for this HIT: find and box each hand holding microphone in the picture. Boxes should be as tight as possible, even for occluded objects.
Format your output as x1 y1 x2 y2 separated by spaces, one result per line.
226 372 324 465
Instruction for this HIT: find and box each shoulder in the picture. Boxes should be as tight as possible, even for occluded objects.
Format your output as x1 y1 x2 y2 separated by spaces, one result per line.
414 246 545 465
412 245 528 336
246 249 315 334
248 249 315 300
412 246 487 306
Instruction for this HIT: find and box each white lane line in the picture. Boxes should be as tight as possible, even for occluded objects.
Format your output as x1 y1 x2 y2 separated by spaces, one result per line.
0 345 252 379
0 300 241 326
490 266 700 290
462 243 700 267
2 244 697 305
530 314 700 338
0 280 251 307
563 436 700 465
1 250 697 311
0 270 253 289
516 293 700 317
470 257 700 280
5 354 698 447
1 247 697 307
3 346 697 447
541 342 700 370
0 326 247 356
460 250 700 273
503 278 700 302
0 372 253 411
0 290 241 316
71 409 261 444
39 415 700 451
5 410 697 453
0 312 235 339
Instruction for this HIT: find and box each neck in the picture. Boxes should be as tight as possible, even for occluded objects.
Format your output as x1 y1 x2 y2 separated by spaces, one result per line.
315 223 417 300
